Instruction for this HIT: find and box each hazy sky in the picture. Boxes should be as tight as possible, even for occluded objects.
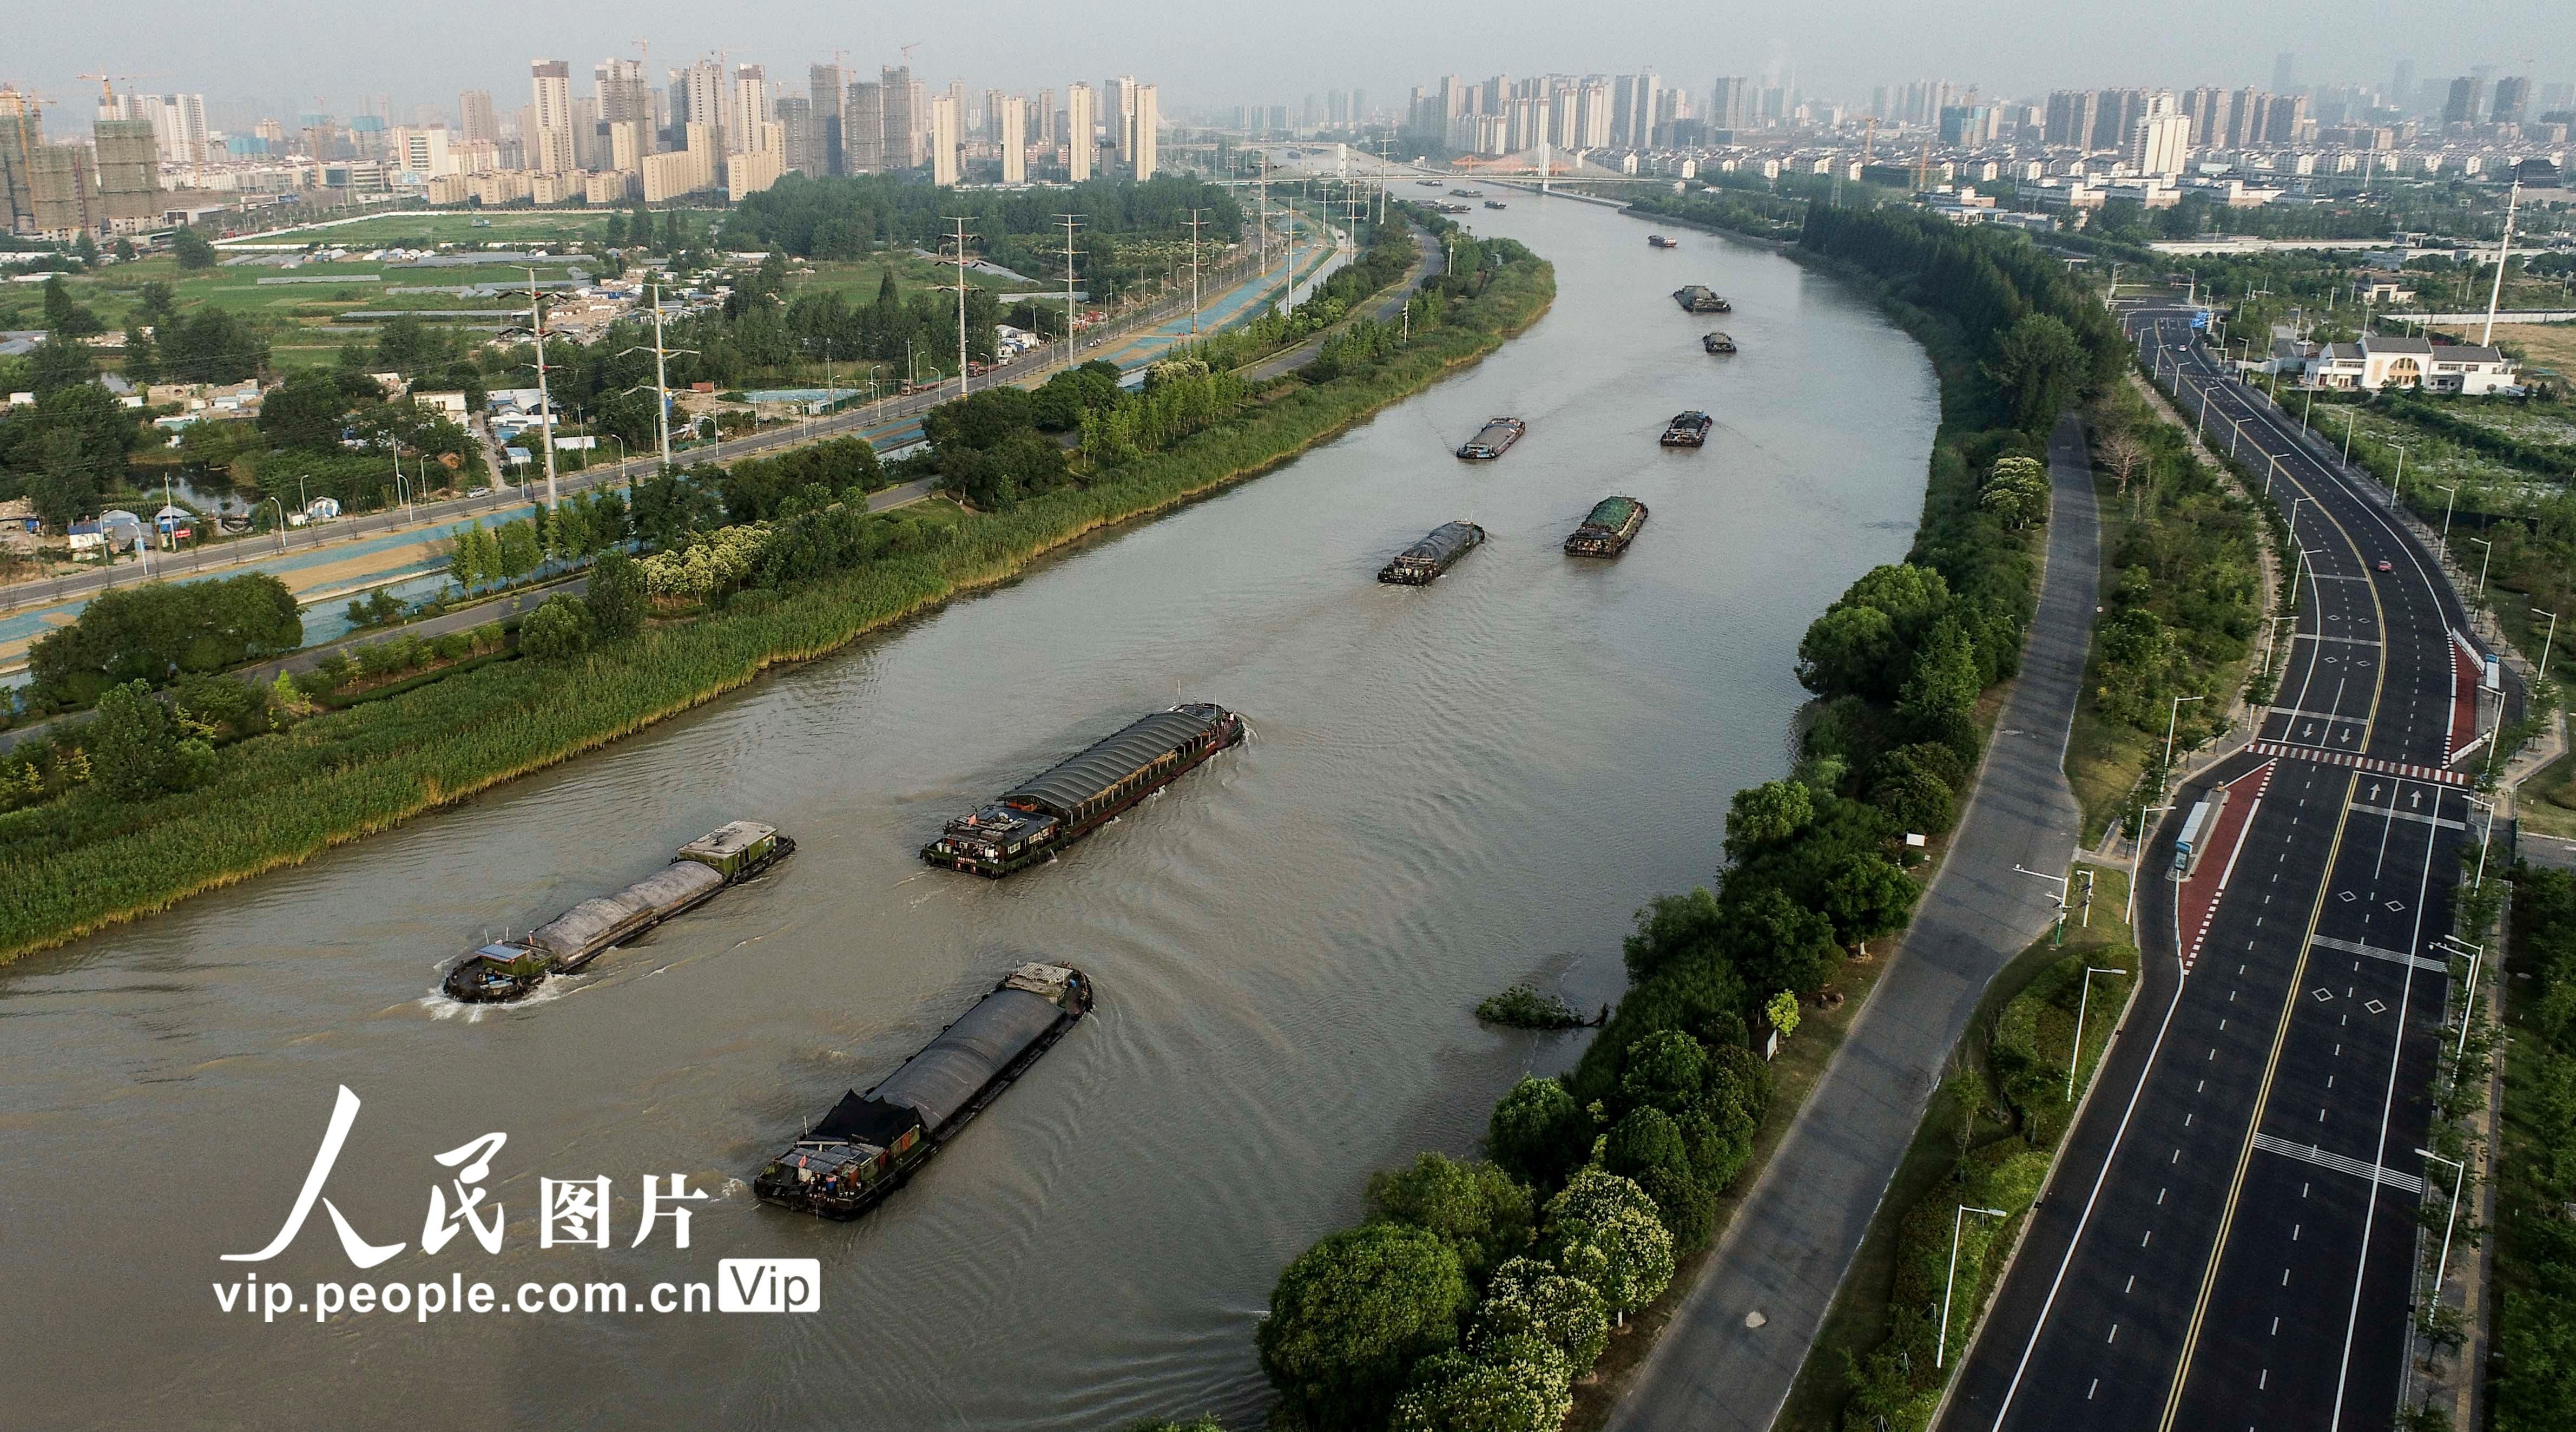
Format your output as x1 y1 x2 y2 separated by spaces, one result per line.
15 0 2576 124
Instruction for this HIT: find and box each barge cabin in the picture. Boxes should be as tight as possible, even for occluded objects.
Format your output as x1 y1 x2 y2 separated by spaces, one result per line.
755 963 1093 1220
1674 285 1732 314
1648 234 1680 249
1379 520 1487 584
921 702 1247 878
1702 331 1737 355
1456 416 1526 460
440 822 794 1003
1564 496 1649 557
1661 411 1714 447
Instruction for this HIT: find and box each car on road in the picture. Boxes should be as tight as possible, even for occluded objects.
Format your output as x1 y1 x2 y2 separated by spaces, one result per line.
2377 559 2394 572
467 487 491 498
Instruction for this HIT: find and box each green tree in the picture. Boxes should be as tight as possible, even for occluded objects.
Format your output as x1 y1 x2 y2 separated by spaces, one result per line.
1617 1030 1709 1119
586 548 647 639
518 594 593 660
496 519 542 582
171 226 219 271
1540 1171 1676 1324
1486 1076 1593 1195
1766 990 1803 1038
1724 778 1814 861
28 338 95 397
1365 1152 1535 1283
1719 884 1841 997
1985 313 2085 431
1388 1334 1573 1432
447 521 489 592
1257 1223 1472 1430
1476 1256 1610 1370
1899 614 1982 748
85 679 213 802
1822 853 1922 945
1622 886 1726 983
42 275 103 338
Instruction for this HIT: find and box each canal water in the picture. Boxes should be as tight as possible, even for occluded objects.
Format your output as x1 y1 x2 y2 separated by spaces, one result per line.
0 195 1937 1429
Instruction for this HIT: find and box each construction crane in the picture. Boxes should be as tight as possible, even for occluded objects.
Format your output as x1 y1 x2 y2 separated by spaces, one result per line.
900 42 921 65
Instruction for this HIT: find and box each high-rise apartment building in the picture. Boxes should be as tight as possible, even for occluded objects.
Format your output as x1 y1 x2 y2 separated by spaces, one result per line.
1111 75 1140 169
0 88 43 233
881 65 925 168
999 95 1026 184
929 94 960 186
2128 94 2190 177
392 126 454 176
845 80 886 172
2271 52 2297 96
2443 76 2487 126
2043 89 2098 147
529 60 575 173
1128 84 1158 180
775 97 813 175
809 63 845 175
1034 88 1056 145
1610 73 1658 149
595 57 653 173
1066 82 1095 181
1711 76 1751 131
2492 76 2531 125
93 118 160 231
730 65 769 153
460 89 497 144
2180 88 2233 155
674 58 726 151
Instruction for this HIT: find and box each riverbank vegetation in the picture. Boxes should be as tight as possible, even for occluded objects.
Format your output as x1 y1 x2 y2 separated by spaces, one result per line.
0 231 1552 963
2495 865 2576 1430
1473 983 1588 1030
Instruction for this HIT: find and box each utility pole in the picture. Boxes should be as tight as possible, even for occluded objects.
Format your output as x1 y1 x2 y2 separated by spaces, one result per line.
2482 178 2521 347
1256 151 1269 277
620 283 693 484
1185 207 1206 334
944 216 975 401
526 268 558 510
1056 211 1084 374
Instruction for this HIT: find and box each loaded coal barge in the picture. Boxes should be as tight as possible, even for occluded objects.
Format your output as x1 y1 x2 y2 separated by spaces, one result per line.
1379 521 1486 584
1661 411 1714 447
1674 285 1732 313
1702 331 1738 355
440 822 793 1003
1563 497 1648 557
1648 234 1679 249
755 963 1093 1220
1456 416 1526 460
921 702 1246 877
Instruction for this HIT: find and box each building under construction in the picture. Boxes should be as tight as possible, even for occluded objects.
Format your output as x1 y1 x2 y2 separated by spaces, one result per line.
91 119 161 231
0 88 41 233
0 100 164 239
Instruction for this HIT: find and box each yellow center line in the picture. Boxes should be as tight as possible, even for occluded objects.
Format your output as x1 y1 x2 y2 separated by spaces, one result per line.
2157 384 2393 1428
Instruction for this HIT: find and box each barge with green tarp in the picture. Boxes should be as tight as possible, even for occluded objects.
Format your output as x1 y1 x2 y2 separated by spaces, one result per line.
1379 520 1486 584
1564 497 1648 557
755 962 1093 1220
1675 285 1732 313
440 822 794 1003
921 703 1246 877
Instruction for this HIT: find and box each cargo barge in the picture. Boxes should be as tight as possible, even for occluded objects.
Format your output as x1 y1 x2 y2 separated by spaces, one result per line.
1674 285 1732 314
755 963 1093 1220
1564 497 1648 557
1648 234 1679 249
1702 331 1737 355
1456 416 1526 460
440 822 793 1003
1484 199 1507 209
921 702 1246 877
1379 520 1486 584
1661 411 1714 447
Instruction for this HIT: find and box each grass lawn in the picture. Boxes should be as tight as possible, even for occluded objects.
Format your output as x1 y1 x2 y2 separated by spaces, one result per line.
227 208 631 248
2514 717 2576 840
2491 321 2576 385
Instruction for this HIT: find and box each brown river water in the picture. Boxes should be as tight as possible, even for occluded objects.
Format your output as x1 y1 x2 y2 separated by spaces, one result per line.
0 193 1935 1429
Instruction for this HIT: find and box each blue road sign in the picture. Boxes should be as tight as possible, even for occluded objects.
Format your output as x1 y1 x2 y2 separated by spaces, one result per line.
2190 309 2210 329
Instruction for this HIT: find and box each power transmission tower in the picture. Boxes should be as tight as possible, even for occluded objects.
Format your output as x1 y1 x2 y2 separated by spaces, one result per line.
943 215 976 400
1184 207 1207 333
620 283 696 482
1054 212 1085 375
524 268 559 509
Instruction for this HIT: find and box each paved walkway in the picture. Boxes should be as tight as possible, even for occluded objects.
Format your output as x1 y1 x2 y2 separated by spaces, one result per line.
1242 224 1441 382
1604 413 2103 1432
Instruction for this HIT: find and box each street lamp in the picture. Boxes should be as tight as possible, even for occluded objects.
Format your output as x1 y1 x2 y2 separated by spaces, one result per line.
2414 1147 2467 1309
1940 1205 2013 1368
2437 484 2459 543
2015 864 2072 946
2161 694 2206 803
2342 408 2358 467
2471 536 2494 596
2535 606 2560 684
2068 965 2131 1099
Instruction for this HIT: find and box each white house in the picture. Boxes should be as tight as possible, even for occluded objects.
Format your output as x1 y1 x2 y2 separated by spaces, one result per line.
2309 334 2519 395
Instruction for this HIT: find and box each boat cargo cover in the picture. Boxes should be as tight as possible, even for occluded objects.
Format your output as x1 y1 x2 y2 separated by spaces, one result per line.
868 988 1067 1132
1005 709 1217 818
1402 522 1481 562
1583 497 1640 530
678 820 777 862
528 860 723 958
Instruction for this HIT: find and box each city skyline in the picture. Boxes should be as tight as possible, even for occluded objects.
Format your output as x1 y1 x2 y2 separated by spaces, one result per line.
11 0 2575 129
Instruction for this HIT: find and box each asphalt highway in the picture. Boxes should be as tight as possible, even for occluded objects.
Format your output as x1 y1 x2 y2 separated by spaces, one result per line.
1938 306 2483 1432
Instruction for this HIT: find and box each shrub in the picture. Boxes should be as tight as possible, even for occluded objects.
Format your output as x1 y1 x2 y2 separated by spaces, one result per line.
1257 1223 1472 1430
1475 982 1587 1029
518 596 593 660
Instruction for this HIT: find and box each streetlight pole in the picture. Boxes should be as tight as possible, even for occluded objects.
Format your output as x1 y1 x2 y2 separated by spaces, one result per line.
2068 966 2130 1099
2415 1147 2467 1307
1940 1205 2012 1368
2439 483 2459 543
2161 693 2206 803
2014 864 2071 947
2536 607 2560 684
2342 408 2357 468
2472 536 2494 596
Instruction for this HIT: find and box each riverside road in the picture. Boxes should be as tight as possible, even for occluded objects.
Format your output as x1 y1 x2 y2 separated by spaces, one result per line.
1938 306 2484 1432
